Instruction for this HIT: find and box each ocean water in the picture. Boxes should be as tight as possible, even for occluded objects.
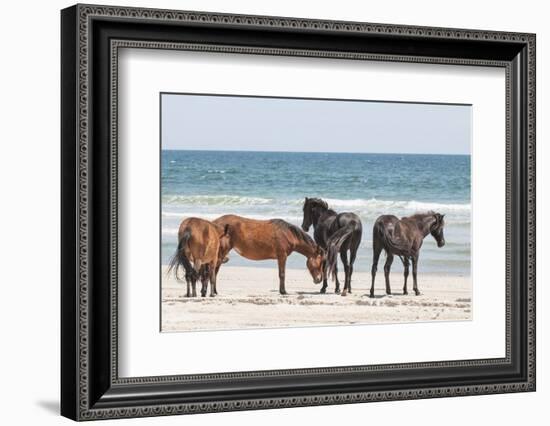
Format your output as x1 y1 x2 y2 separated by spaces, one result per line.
161 150 471 275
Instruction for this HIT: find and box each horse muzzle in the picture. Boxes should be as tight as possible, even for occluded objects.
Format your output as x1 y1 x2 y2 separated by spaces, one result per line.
438 240 446 248
313 276 323 284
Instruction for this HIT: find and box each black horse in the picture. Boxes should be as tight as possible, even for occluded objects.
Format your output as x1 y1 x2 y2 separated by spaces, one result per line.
301 197 362 296
370 212 446 298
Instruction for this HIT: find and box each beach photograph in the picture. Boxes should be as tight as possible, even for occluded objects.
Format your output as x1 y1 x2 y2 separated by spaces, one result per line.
160 93 472 332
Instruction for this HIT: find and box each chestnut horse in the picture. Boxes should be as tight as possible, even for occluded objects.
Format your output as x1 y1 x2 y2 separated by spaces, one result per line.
213 215 325 295
370 212 446 298
168 217 232 297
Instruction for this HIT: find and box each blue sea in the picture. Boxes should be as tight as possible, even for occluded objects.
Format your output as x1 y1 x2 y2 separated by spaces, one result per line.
161 150 471 275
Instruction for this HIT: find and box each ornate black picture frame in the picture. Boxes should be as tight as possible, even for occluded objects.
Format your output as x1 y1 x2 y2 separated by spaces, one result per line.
61 4 536 421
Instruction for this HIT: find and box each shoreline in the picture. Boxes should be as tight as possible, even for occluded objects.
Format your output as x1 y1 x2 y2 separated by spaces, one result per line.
161 265 472 332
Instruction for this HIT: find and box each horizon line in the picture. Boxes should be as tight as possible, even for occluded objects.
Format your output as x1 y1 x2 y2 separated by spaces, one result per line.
161 148 470 156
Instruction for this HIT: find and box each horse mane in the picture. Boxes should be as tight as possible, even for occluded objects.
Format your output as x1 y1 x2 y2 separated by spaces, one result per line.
271 219 316 246
406 211 436 220
405 211 443 230
306 197 337 215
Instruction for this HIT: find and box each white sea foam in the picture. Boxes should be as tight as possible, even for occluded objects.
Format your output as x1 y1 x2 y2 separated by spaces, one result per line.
322 197 471 212
163 194 273 205
163 194 470 212
404 200 471 212
162 227 180 236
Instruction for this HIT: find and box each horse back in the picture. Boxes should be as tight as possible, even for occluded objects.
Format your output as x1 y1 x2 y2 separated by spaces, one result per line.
214 214 281 260
374 214 399 229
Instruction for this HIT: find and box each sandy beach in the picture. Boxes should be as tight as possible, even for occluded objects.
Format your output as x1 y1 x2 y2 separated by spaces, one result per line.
161 265 471 332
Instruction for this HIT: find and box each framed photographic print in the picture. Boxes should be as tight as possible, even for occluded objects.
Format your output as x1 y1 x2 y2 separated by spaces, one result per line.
61 4 536 421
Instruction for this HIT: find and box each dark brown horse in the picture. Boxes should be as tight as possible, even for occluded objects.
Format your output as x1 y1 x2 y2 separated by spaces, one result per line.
213 215 325 295
301 198 362 296
168 217 232 297
370 212 445 298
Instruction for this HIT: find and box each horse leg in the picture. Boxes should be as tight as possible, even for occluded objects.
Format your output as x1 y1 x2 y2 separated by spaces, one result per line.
213 263 222 295
412 255 420 295
277 254 288 295
348 242 359 295
192 261 202 297
212 267 218 296
370 243 382 298
340 250 349 296
384 252 394 295
209 264 217 297
185 273 191 298
334 263 341 294
320 259 328 294
191 278 197 298
200 266 208 298
402 257 410 295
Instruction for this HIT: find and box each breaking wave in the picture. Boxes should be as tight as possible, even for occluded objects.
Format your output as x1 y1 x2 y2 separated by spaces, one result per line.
163 194 470 212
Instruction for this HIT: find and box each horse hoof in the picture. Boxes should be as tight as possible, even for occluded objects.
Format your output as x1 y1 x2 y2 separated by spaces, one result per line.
369 293 375 299
320 288 327 294
335 289 341 294
403 291 408 295
209 294 215 298
341 291 348 297
386 291 392 296
414 291 421 296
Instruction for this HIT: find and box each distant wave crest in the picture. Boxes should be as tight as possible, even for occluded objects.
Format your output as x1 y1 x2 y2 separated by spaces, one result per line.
164 194 469 212
320 198 470 212
164 194 273 205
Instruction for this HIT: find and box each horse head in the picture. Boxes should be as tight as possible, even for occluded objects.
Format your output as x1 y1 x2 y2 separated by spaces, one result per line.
301 197 313 231
430 213 446 248
301 197 328 231
306 245 325 284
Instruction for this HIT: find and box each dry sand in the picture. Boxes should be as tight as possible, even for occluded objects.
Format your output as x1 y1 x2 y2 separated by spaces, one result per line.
161 265 471 332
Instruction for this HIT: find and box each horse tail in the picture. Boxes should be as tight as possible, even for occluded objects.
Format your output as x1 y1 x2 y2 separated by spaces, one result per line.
373 219 402 254
372 220 384 250
326 224 357 281
167 228 197 282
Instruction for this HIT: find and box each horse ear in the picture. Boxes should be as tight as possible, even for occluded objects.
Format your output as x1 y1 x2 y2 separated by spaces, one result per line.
305 197 309 202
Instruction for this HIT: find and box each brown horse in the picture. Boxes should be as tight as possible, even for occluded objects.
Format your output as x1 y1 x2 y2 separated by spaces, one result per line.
213 215 325 295
168 217 232 297
370 212 445 298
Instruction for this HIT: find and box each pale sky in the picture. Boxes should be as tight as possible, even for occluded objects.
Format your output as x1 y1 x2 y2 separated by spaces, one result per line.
161 93 471 155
